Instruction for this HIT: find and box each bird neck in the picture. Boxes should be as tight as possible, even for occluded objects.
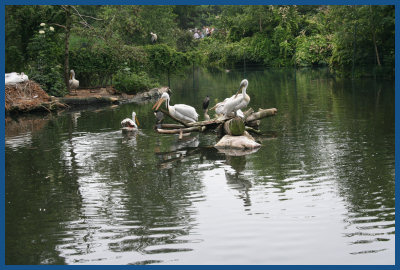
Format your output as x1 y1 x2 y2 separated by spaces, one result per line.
242 85 247 96
166 98 170 110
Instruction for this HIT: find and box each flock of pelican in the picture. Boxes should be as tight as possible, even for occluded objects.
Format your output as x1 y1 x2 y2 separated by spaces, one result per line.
121 79 250 132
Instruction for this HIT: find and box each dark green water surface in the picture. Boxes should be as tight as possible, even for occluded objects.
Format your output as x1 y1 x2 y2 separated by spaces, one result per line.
5 68 395 265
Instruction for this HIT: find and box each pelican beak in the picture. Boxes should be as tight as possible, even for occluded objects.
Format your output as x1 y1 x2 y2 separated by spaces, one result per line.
234 86 241 98
135 116 140 126
152 99 161 110
154 98 165 111
70 74 72 79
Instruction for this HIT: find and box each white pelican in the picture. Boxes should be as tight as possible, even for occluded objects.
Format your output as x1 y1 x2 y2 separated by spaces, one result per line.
69 70 79 93
152 92 198 123
121 111 140 131
212 79 250 118
5 72 29 85
150 32 157 43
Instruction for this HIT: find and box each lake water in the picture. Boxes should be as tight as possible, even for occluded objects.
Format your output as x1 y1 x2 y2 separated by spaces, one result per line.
5 68 395 265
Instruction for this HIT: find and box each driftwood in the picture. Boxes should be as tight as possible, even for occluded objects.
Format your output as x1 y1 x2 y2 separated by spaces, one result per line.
245 108 277 122
154 106 277 147
224 117 245 136
157 126 205 134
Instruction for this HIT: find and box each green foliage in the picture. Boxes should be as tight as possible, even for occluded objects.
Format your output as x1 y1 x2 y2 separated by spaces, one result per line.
143 44 191 76
294 34 329 66
26 23 66 96
5 5 64 72
5 4 395 91
113 70 159 94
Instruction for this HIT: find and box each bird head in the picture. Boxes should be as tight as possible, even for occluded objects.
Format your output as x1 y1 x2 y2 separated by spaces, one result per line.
152 92 169 111
234 79 248 98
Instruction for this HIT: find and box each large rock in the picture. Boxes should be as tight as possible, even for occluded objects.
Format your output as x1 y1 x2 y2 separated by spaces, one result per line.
214 132 261 149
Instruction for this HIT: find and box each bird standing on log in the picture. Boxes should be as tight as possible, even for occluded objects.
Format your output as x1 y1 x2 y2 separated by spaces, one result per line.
121 111 140 131
202 95 210 120
69 70 79 94
153 92 198 123
211 79 250 118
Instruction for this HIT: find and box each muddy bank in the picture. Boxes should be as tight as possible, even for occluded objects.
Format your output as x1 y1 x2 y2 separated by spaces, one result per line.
5 81 170 114
59 87 170 106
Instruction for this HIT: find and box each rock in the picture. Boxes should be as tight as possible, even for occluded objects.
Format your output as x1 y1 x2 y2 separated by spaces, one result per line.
214 132 261 149
217 147 260 156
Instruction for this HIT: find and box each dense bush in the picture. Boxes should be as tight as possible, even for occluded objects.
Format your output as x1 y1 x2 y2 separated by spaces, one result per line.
26 23 67 97
113 70 159 94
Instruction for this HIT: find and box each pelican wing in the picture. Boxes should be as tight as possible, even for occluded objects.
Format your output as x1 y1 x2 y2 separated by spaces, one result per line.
173 104 198 122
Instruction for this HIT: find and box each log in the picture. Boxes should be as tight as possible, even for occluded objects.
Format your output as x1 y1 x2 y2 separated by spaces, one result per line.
156 126 205 134
243 108 254 118
245 126 262 135
223 117 245 136
246 120 260 128
245 108 277 122
160 123 185 129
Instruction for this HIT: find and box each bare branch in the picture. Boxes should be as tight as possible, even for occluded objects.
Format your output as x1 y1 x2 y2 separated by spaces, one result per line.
49 23 66 29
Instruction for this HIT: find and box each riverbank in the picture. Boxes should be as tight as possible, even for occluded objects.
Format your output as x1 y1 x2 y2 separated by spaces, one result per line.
5 81 170 114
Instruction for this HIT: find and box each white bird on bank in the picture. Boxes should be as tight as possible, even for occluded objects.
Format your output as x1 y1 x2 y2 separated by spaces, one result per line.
121 111 140 131
5 72 29 85
69 70 79 93
150 32 158 43
152 92 198 123
212 79 250 118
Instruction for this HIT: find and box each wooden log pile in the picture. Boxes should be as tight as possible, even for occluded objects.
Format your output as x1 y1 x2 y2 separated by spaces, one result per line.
153 106 277 150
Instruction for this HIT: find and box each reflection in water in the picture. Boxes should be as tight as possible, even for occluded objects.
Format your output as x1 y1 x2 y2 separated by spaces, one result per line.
224 154 252 209
5 68 394 265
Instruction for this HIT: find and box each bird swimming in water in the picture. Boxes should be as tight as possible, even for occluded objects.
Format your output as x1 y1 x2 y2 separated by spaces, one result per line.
152 92 198 123
121 111 139 131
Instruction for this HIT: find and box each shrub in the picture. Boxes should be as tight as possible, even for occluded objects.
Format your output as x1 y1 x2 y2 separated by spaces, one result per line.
113 70 159 94
26 23 67 96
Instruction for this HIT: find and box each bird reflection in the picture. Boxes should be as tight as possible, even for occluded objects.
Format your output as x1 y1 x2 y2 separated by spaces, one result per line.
222 149 260 209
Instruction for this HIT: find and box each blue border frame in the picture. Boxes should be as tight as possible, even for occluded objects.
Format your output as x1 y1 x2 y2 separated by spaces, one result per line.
1 0 398 269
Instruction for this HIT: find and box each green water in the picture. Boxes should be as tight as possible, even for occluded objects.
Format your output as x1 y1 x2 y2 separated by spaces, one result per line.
5 68 395 265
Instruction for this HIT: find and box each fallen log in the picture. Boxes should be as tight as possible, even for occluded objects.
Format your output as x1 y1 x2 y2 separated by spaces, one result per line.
223 117 245 136
156 126 205 134
245 108 277 122
159 123 185 129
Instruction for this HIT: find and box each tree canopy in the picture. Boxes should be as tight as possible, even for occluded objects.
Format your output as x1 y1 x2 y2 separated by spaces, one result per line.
5 5 395 96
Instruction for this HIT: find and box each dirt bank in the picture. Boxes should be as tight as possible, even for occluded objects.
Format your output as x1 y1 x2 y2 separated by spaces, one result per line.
5 81 170 114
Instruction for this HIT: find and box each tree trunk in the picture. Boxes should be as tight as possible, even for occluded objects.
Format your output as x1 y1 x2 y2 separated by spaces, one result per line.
223 117 245 136
372 31 381 67
64 5 71 92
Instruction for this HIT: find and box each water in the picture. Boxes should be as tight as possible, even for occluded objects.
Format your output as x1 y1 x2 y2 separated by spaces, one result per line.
5 68 395 265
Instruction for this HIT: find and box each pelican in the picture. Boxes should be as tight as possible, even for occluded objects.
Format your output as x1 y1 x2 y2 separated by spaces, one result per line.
152 92 198 123
150 32 157 43
69 70 79 93
212 79 250 118
5 72 28 85
121 111 140 131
